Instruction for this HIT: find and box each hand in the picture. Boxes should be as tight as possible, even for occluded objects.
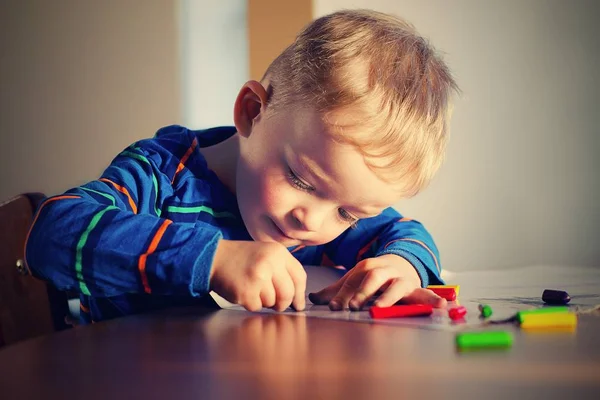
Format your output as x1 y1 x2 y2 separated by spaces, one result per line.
210 240 307 312
308 254 446 311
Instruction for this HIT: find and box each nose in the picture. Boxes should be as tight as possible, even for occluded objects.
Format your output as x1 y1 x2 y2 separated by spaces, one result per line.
291 206 326 232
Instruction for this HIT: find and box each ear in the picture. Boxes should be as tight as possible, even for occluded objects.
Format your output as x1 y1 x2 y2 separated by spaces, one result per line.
233 80 269 138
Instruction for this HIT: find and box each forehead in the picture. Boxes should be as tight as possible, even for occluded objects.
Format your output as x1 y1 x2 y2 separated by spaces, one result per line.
276 108 401 214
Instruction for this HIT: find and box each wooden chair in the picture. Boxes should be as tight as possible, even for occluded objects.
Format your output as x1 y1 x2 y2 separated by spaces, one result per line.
0 193 70 348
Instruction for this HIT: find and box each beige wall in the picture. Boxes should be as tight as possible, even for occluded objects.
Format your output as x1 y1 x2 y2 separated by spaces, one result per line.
315 0 600 270
0 0 180 202
3 1 597 272
248 0 312 81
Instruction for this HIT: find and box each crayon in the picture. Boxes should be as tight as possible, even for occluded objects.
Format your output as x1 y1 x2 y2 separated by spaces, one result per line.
369 304 433 319
456 331 513 350
520 312 577 330
516 306 569 324
427 284 460 296
448 306 467 320
427 287 456 301
478 304 493 318
542 289 571 305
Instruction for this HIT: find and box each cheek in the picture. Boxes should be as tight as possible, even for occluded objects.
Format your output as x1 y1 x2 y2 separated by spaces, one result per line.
318 224 349 244
263 176 297 214
252 165 295 214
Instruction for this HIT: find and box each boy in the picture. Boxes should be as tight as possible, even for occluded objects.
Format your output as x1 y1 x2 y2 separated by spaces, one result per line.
25 9 458 323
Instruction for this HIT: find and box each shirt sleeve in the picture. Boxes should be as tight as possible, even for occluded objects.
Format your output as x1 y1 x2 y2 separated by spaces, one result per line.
322 207 443 287
25 125 221 298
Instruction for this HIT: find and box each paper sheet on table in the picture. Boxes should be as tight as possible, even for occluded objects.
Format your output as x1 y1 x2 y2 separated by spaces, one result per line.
210 265 600 332
209 266 487 332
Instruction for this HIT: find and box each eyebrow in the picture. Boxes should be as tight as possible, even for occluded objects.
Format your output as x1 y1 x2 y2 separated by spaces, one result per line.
292 154 381 218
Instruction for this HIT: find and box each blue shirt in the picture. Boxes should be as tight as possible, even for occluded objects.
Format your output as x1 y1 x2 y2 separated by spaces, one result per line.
25 125 443 323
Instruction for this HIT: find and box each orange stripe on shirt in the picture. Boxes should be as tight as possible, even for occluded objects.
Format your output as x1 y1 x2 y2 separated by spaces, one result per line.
291 245 305 254
398 217 412 222
172 137 198 183
357 236 379 262
384 238 440 274
138 219 172 294
23 195 81 273
99 178 137 214
80 303 90 313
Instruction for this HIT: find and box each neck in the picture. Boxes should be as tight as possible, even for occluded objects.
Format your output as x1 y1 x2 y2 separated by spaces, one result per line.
198 133 240 194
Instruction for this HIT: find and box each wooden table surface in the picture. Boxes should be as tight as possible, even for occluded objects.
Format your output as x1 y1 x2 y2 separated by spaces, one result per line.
1 266 599 399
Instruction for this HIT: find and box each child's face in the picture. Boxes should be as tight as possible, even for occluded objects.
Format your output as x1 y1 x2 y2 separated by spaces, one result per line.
236 106 402 247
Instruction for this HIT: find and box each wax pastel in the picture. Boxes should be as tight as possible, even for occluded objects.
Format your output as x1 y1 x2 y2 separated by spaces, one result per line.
542 289 571 305
427 285 460 296
520 312 577 330
456 331 513 350
478 304 493 318
369 304 433 319
448 306 467 320
427 287 456 301
516 306 569 324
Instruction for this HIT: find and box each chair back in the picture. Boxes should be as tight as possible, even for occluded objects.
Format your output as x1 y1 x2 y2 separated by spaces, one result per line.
0 193 69 347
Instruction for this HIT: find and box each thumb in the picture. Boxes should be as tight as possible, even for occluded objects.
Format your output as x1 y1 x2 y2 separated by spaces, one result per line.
400 288 447 308
308 273 347 305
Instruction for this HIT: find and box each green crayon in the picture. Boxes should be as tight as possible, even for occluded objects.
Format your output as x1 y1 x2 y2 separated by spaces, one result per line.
478 304 493 318
456 331 513 350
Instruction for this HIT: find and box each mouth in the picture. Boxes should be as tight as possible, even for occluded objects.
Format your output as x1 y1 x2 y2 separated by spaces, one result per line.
270 219 296 241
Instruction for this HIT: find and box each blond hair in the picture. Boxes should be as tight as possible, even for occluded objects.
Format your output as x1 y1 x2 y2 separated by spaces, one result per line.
263 9 460 197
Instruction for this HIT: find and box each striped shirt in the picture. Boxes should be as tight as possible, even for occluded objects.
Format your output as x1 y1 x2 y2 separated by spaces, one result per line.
25 125 443 323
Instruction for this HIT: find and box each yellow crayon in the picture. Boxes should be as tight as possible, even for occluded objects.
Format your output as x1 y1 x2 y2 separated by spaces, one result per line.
520 312 577 330
517 306 569 324
522 326 576 334
427 285 460 296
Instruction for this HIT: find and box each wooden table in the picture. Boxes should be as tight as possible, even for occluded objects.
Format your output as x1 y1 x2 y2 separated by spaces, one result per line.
1 266 599 399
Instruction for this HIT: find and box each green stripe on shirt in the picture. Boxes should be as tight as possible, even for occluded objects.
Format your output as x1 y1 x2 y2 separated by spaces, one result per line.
120 149 161 217
75 206 117 295
80 186 116 206
166 205 236 219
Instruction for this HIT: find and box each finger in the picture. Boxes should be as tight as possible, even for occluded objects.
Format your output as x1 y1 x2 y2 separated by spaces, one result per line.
243 295 263 312
260 284 276 309
372 278 414 308
348 268 399 310
307 274 347 305
396 288 447 308
329 270 371 311
286 258 307 311
272 269 295 312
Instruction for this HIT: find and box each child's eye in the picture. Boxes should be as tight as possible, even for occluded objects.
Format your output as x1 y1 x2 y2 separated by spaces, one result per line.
286 167 314 193
287 166 358 229
338 208 358 229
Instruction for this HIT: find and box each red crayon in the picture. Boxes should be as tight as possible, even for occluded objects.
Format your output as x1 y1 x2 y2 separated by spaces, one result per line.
448 306 467 320
369 304 433 319
427 287 457 301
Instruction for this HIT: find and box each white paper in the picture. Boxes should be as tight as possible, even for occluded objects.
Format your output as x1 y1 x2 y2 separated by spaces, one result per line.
209 265 600 332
